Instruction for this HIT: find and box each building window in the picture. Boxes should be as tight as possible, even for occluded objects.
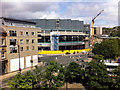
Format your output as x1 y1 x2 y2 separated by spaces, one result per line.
1 39 5 45
20 39 23 44
26 32 29 36
32 39 34 43
10 39 16 46
1 52 5 59
10 47 17 53
32 46 34 50
20 31 23 35
26 39 29 44
38 47 42 50
32 32 34 36
26 46 29 51
9 31 17 36
20 47 23 51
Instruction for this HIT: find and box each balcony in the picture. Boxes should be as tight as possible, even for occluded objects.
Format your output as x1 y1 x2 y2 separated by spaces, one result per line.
38 42 50 47
38 41 85 47
59 41 85 46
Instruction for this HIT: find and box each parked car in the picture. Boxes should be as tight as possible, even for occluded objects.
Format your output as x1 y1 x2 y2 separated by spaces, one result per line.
66 52 70 54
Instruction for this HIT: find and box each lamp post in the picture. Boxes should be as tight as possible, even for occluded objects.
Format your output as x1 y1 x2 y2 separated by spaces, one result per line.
17 41 21 74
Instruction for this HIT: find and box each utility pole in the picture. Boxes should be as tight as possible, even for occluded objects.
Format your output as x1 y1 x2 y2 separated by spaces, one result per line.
91 10 104 47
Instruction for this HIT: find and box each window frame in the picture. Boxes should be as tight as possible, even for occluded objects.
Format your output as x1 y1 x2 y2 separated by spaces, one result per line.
20 39 24 44
26 39 29 44
32 32 35 36
26 46 29 51
9 30 17 36
20 47 23 51
10 39 16 46
20 31 23 36
32 39 34 43
26 32 29 36
1 52 5 59
1 39 5 45
10 47 17 53
32 46 34 50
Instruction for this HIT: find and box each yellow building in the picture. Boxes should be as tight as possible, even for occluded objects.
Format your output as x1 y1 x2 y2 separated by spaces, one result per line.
0 17 41 74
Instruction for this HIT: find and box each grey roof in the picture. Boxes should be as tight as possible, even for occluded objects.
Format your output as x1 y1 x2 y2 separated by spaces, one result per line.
1 17 36 24
0 27 7 36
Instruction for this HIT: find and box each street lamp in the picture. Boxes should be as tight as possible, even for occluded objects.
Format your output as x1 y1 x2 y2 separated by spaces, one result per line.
16 41 21 74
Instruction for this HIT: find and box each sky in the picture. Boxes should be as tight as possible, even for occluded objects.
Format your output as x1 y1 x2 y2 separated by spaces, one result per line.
1 0 120 27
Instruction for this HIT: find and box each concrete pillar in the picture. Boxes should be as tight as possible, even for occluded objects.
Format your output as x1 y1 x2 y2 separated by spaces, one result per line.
8 59 10 72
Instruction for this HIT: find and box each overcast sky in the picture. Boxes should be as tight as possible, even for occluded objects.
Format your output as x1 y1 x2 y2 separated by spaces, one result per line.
1 0 120 27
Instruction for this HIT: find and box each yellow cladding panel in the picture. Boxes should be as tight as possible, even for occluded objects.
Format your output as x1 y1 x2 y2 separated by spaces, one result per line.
38 49 92 54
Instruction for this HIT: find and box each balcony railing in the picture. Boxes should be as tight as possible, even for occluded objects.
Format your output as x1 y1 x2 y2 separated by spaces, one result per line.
38 41 85 46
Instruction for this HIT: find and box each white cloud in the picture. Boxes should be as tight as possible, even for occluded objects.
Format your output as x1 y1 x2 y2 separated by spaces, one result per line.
3 0 116 2
2 0 120 27
2 2 60 19
62 0 119 27
41 11 60 19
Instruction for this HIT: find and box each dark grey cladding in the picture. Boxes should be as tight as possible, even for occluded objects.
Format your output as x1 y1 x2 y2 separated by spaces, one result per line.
46 19 56 29
30 19 86 32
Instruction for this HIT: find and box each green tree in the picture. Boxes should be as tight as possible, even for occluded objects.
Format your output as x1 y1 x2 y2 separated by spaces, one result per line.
8 73 22 88
94 54 104 61
111 30 120 37
92 39 119 59
113 65 120 88
42 61 65 88
118 39 120 56
85 61 112 89
8 71 36 89
33 66 43 88
65 62 84 83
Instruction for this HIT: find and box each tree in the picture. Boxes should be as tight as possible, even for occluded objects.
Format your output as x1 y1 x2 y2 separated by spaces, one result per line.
42 61 65 88
92 39 119 59
118 39 120 56
92 43 101 55
8 71 36 89
113 65 120 88
111 30 120 37
94 54 104 61
33 66 43 88
8 73 22 88
65 62 84 83
85 61 112 89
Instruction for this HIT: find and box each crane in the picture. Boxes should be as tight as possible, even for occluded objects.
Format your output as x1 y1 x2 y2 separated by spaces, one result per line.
91 10 104 47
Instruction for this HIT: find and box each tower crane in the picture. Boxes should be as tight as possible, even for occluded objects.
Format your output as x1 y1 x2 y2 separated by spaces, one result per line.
91 10 104 47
